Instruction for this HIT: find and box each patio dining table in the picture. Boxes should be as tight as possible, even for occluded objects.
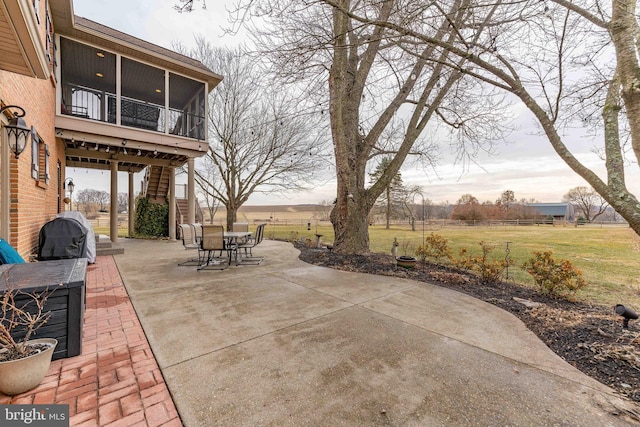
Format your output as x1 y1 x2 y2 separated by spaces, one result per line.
224 231 252 265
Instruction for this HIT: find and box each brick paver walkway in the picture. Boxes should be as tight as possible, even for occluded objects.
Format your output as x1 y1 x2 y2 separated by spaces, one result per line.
0 256 182 426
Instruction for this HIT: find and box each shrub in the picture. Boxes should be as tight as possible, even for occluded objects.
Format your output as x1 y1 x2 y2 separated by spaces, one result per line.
287 231 300 243
521 250 587 297
455 241 513 284
1 276 58 360
134 197 168 237
415 233 452 263
400 240 415 256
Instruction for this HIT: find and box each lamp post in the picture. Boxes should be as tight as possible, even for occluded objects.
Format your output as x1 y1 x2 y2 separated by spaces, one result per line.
0 105 30 159
64 178 75 210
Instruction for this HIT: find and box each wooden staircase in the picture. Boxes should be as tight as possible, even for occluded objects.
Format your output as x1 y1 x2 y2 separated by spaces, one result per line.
176 198 203 224
142 165 171 203
143 165 203 224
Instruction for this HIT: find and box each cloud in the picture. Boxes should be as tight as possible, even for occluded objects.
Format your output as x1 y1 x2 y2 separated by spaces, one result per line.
70 1 639 207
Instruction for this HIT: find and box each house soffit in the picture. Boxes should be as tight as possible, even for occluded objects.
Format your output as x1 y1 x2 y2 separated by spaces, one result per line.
0 0 49 79
49 4 222 90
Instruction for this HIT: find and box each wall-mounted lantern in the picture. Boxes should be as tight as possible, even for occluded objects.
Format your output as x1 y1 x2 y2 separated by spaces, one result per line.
0 105 30 159
64 178 75 210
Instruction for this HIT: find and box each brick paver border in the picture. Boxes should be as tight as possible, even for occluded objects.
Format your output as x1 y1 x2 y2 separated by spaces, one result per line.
0 256 182 427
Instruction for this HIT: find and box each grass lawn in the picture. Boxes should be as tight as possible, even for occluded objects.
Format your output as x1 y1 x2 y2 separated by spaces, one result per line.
265 222 640 308
93 227 129 238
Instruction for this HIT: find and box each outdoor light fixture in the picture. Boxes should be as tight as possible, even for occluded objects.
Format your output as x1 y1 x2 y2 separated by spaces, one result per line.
615 304 638 329
0 105 30 159
64 178 75 210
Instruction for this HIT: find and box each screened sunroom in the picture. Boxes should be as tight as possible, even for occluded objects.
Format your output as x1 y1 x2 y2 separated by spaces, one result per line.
59 37 206 141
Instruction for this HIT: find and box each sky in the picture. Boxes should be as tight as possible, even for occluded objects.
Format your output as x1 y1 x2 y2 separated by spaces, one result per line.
69 0 639 206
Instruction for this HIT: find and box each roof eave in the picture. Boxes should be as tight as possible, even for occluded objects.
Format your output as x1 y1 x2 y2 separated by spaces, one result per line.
72 20 222 90
49 1 222 90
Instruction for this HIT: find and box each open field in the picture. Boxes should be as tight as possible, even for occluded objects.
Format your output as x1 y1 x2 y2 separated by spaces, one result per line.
97 205 640 308
261 221 640 308
211 204 331 223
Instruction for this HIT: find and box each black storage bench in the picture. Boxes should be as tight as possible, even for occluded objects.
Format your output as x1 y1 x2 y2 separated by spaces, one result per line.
0 258 87 360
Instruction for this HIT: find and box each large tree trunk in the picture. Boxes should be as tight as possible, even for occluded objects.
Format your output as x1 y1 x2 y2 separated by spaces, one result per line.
606 0 640 233
611 0 640 163
330 193 371 254
225 205 238 231
328 0 397 254
328 0 368 254
329 128 374 253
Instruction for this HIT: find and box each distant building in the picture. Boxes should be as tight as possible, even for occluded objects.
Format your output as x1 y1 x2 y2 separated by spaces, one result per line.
529 203 575 223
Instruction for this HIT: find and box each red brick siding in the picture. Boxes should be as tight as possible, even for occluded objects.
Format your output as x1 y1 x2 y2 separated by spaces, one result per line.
0 0 63 259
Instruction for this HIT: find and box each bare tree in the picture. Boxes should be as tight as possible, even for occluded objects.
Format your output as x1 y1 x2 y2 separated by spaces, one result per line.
232 0 510 254
451 194 486 221
75 189 94 216
321 0 640 238
185 42 327 230
496 190 515 217
563 186 609 222
96 191 109 212
173 0 205 13
317 200 333 222
401 185 423 231
117 192 128 214
75 189 109 216
192 154 223 224
369 157 404 230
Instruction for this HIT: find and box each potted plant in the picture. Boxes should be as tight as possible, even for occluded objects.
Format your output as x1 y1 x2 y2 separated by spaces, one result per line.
0 277 58 396
396 241 417 269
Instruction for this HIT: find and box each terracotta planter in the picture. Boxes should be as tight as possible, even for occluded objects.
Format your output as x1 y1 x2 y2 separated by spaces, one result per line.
0 338 57 396
396 256 417 269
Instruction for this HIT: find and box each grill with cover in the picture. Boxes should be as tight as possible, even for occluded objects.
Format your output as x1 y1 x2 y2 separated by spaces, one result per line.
38 217 88 261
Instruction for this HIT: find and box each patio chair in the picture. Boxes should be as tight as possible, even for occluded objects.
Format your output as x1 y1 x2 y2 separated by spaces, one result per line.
237 223 266 265
198 225 235 271
232 222 250 244
178 224 203 266
191 223 203 245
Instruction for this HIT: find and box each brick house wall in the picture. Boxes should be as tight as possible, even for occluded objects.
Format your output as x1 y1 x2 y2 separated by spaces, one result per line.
0 0 65 259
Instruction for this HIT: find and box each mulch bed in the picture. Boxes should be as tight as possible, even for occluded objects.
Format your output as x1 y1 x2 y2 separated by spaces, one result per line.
296 244 640 403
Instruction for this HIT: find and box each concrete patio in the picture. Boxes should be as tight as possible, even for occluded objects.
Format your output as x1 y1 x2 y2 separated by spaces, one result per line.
2 238 639 426
117 238 638 426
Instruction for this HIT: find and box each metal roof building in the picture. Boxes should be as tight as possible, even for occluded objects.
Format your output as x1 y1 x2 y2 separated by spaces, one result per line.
529 203 575 222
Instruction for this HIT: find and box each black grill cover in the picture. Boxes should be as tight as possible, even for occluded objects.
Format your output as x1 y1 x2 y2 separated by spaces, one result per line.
38 217 88 261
